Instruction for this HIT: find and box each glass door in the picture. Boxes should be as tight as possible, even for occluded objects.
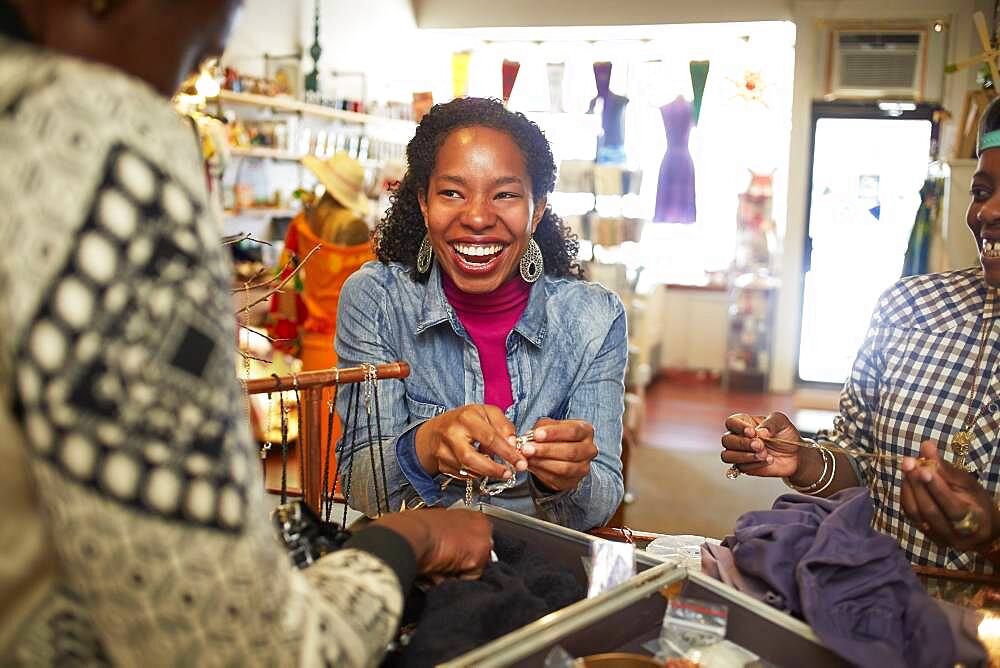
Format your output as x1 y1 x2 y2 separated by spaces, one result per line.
797 104 933 385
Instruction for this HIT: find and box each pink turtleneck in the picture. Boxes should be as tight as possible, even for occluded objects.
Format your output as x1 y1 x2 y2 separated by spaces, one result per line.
441 273 531 410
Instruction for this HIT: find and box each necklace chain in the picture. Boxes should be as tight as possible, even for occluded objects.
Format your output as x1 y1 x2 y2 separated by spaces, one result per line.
951 315 996 470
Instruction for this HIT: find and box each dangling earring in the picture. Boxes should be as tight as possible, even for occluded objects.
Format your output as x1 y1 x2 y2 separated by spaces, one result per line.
416 234 433 274
519 237 543 283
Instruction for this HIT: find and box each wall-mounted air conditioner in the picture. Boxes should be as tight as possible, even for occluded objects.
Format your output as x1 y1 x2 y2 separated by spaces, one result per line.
827 29 928 100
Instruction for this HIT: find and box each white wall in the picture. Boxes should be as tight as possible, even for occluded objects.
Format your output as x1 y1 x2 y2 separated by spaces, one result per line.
300 0 432 102
224 1 303 75
224 0 431 102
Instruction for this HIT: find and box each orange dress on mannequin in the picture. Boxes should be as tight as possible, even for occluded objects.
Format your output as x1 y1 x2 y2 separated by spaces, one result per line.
267 212 374 495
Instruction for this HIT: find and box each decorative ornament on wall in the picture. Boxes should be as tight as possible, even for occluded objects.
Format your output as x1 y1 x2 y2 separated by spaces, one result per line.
945 11 1000 158
729 69 768 108
304 0 322 95
945 11 999 87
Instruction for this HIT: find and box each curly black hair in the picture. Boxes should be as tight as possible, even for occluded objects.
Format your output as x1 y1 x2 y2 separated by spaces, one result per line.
374 97 582 282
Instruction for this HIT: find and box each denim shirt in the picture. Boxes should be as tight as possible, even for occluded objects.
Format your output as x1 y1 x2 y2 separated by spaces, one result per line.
334 260 627 531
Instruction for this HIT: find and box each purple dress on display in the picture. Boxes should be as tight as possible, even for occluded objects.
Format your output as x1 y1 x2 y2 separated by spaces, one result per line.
654 97 696 223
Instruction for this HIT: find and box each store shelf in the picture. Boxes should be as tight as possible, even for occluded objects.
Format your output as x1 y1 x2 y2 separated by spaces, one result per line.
224 207 299 218
230 146 303 161
229 145 384 171
218 90 415 131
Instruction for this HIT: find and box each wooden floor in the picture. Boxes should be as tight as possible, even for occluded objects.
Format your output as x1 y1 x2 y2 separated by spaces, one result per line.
619 378 834 538
641 380 796 453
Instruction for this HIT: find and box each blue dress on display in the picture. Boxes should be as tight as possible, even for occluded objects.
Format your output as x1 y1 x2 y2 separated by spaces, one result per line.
654 97 697 223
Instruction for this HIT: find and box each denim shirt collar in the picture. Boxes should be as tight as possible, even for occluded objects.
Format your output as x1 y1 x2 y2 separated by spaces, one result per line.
415 262 548 348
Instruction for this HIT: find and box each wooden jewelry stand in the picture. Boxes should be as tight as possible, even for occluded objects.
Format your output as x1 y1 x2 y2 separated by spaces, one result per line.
244 362 409 513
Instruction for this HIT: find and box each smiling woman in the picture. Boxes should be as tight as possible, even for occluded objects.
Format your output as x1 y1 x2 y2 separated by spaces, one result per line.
335 97 627 531
719 96 1000 574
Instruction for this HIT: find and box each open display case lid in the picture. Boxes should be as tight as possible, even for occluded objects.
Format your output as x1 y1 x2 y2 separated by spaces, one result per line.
444 505 844 667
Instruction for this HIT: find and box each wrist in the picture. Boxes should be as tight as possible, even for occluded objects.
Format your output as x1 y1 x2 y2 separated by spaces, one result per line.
788 447 822 488
375 513 431 569
414 419 440 476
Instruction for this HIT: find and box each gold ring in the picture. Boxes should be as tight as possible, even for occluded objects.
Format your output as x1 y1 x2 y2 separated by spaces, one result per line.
725 465 741 480
952 509 981 536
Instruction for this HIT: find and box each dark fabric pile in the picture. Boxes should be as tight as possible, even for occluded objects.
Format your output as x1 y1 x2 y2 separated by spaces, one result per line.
701 487 986 668
384 533 585 667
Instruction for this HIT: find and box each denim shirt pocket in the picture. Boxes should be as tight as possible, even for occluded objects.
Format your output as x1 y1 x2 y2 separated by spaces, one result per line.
404 394 447 423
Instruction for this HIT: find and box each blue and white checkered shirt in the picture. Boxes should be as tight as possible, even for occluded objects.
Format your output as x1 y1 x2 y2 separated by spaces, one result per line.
821 267 1000 572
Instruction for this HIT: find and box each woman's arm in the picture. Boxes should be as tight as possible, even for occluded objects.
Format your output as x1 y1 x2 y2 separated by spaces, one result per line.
722 291 890 496
532 306 627 530
334 268 417 516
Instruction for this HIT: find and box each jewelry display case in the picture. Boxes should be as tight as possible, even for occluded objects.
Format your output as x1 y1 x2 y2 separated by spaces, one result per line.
447 505 845 667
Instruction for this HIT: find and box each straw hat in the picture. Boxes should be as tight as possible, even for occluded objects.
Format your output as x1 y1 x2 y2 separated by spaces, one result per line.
302 152 370 217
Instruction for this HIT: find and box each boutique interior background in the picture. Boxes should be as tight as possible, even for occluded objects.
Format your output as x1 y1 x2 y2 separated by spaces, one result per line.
220 0 987 536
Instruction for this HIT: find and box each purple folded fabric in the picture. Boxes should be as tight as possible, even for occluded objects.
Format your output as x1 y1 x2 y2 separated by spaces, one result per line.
724 497 833 616
796 488 955 668
701 541 781 607
698 488 979 668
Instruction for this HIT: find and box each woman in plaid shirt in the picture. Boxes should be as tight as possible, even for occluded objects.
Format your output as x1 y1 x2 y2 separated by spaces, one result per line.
722 99 1000 573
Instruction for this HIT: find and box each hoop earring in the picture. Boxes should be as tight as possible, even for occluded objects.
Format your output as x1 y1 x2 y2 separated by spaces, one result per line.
519 237 543 283
416 234 433 274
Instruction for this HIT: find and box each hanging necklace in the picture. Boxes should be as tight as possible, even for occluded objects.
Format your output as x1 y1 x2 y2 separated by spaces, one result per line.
951 314 996 472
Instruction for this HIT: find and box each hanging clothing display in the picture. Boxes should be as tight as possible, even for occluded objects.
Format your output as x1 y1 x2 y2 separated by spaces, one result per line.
452 51 471 99
547 62 565 112
901 177 946 277
588 61 629 165
502 59 520 105
653 97 696 223
267 213 374 490
689 60 710 126
268 212 374 366
701 488 987 668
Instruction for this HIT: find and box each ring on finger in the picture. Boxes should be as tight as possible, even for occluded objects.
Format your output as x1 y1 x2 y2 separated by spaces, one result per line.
725 465 742 480
952 509 981 536
516 430 535 452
